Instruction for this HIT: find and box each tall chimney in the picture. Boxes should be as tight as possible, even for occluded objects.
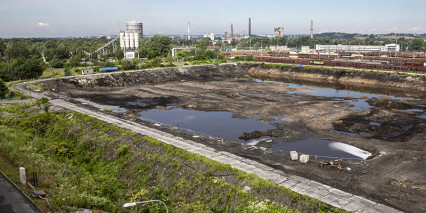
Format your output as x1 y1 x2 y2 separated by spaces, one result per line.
231 22 234 38
249 18 251 37
187 22 190 40
310 20 313 39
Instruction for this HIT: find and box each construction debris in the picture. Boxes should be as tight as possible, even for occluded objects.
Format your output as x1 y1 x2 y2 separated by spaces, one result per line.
320 160 343 169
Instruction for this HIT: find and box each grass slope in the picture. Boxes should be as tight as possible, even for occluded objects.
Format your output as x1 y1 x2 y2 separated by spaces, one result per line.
0 103 345 212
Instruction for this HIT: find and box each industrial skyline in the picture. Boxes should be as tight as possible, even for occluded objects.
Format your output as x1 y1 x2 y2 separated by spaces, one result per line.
1 0 425 38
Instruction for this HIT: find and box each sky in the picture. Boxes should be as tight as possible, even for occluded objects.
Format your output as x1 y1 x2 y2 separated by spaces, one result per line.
1 0 425 38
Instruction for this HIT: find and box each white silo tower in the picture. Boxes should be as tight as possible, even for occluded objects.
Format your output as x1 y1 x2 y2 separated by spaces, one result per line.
126 20 143 38
119 32 125 50
129 32 135 49
134 33 139 49
121 20 143 59
125 33 130 49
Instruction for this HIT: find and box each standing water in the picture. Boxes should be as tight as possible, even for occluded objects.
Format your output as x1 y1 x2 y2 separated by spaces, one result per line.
139 107 275 143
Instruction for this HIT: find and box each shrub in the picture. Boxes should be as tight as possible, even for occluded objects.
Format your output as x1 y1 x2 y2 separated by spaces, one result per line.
35 97 51 113
245 55 254 61
116 144 129 157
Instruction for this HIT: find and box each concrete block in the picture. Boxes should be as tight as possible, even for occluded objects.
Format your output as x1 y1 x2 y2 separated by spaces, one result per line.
19 167 26 185
299 154 309 163
290 151 298 161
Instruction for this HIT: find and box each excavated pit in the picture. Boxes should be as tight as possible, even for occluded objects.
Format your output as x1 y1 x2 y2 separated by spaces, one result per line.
41 63 426 212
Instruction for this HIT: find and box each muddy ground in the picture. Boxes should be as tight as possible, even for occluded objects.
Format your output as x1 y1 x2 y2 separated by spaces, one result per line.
42 65 425 212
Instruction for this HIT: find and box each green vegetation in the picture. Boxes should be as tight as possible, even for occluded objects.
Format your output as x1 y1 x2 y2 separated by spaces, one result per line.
0 103 345 213
0 78 7 98
35 97 50 113
222 33 426 52
3 32 422 85
0 80 30 100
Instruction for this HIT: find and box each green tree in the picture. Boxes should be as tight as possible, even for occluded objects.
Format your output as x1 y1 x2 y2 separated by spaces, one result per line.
0 62 9 81
68 54 82 67
143 36 172 58
50 56 63 68
4 41 30 59
15 56 45 79
0 78 8 98
409 38 425 51
0 40 6 57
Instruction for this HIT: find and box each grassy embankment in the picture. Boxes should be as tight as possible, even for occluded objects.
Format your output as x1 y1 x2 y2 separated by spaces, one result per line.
0 103 347 213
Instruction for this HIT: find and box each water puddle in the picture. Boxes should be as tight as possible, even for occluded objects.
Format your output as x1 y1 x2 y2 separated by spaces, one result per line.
137 107 371 161
329 129 359 136
417 115 426 119
254 79 405 99
401 109 426 120
76 98 128 113
271 138 371 161
253 79 423 113
331 99 372 111
369 122 381 126
138 108 275 143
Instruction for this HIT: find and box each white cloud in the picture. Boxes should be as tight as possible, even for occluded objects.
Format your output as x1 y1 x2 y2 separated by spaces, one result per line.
37 22 49 27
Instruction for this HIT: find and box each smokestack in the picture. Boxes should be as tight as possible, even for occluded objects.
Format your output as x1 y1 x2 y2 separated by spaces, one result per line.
310 20 313 39
249 18 251 37
187 22 190 40
231 22 233 38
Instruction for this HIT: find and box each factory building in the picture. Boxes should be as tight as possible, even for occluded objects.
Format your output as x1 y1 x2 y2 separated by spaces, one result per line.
120 20 143 59
274 27 284 37
203 33 215 42
315 44 400 52
269 45 288 51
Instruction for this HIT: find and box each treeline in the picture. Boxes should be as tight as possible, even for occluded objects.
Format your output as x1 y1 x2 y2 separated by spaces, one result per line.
0 38 112 81
1 34 424 82
221 36 426 52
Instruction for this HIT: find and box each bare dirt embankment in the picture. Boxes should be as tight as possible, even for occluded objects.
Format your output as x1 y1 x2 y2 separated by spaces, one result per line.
41 63 426 212
246 64 426 99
